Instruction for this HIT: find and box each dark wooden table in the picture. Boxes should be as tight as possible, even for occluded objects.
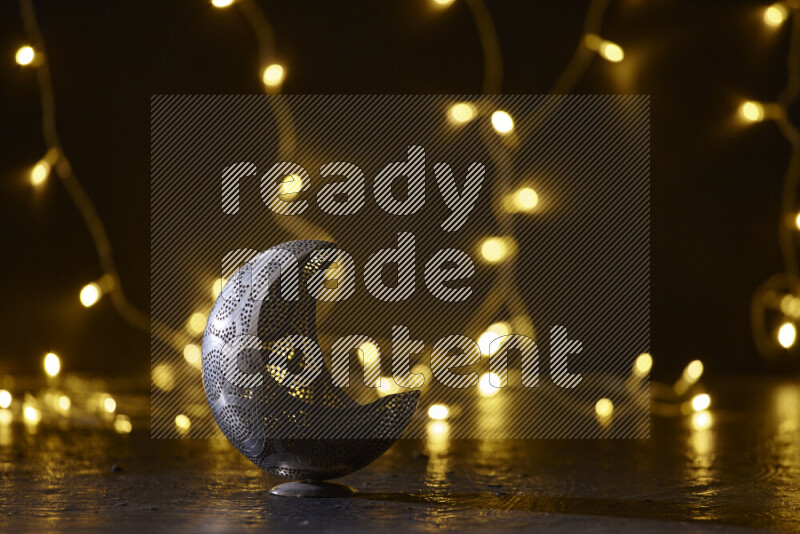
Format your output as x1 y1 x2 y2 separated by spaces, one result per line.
1 377 798 532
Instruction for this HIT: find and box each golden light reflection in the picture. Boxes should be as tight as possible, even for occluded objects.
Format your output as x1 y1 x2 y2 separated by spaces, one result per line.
0 390 11 409
114 414 133 434
44 352 61 377
691 410 713 431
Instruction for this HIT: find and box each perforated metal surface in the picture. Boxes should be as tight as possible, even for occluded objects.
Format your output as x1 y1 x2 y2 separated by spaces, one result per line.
201 240 419 481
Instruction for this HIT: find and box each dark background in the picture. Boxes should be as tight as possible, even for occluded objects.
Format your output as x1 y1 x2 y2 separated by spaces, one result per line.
0 0 794 379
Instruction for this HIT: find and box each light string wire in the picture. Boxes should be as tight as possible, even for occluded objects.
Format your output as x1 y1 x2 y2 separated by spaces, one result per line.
751 2 800 362
21 0 791 432
17 0 180 348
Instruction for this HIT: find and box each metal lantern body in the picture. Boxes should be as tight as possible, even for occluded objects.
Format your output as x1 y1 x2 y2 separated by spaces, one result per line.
201 240 419 495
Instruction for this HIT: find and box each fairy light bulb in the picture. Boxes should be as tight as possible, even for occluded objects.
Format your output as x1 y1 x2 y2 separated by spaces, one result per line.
691 393 711 412
212 0 235 7
114 414 132 434
740 101 765 122
79 282 101 307
778 322 797 348
44 352 61 377
479 236 515 263
175 414 191 432
433 0 455 6
478 372 501 396
764 3 788 27
262 63 285 87
0 390 11 410
448 102 476 124
595 398 614 418
633 353 653 377
491 110 514 134
585 34 624 62
477 322 511 356
427 404 449 420
30 161 50 186
15 45 35 66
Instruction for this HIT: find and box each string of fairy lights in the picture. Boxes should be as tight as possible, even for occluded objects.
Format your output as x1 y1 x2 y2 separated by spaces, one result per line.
6 0 798 437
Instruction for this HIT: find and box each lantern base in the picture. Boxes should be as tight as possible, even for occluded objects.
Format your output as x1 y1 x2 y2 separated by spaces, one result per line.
269 481 358 498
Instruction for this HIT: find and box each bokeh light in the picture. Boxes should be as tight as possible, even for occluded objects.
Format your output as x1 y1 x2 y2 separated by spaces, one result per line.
15 45 35 66
44 352 61 377
80 282 101 307
491 110 514 134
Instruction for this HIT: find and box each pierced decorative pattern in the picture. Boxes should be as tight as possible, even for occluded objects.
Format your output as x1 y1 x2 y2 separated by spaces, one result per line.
201 240 419 481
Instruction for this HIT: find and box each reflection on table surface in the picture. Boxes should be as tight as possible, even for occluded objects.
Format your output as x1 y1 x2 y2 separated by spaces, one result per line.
0 377 798 533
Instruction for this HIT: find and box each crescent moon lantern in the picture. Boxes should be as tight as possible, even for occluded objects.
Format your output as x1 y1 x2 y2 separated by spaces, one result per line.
201 240 420 497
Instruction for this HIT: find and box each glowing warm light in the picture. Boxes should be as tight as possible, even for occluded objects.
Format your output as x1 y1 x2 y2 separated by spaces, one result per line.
477 321 511 356
211 278 226 299
175 414 191 432
0 390 11 409
691 393 711 412
0 410 11 425
80 282 101 307
153 363 176 391
433 0 455 5
478 372 501 396
58 395 71 412
44 352 61 377
30 161 50 186
358 342 381 367
740 101 765 122
585 35 623 62
764 3 788 27
376 376 403 397
633 353 653 377
595 398 614 418
691 410 712 430
479 236 515 263
183 343 202 368
15 45 35 66
103 396 117 413
795 213 800 230
278 173 304 201
448 102 476 124
211 0 235 7
114 414 132 434
23 405 41 424
599 41 624 62
514 187 538 211
778 322 797 348
187 312 206 335
684 360 704 382
491 110 514 134
427 404 449 420
262 63 285 87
